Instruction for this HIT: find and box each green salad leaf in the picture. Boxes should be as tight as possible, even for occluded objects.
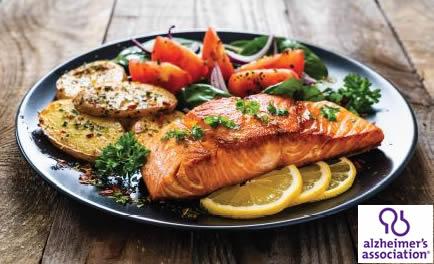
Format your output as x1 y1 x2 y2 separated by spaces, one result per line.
95 132 150 181
263 79 325 101
227 36 269 55
177 84 231 110
113 46 149 68
276 38 328 79
263 73 381 115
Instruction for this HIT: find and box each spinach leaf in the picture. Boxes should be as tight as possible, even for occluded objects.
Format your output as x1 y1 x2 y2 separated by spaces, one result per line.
113 46 149 68
263 78 324 101
177 84 231 109
276 38 328 80
228 36 269 56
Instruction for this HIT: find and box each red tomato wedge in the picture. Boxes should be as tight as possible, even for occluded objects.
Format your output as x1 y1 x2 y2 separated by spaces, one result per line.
237 49 305 76
228 69 299 97
151 36 207 82
129 60 192 94
202 27 234 80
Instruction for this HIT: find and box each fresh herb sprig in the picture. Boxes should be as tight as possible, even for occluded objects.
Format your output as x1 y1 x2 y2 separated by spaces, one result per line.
204 116 238 129
320 105 340 121
324 74 381 114
95 132 150 185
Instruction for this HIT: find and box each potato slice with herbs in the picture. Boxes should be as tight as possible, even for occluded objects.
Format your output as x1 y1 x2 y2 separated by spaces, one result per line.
56 60 127 99
73 81 177 118
38 99 124 162
132 111 184 146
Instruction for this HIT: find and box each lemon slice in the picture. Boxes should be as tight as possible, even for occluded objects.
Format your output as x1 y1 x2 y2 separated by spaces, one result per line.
200 165 303 219
314 157 357 201
291 161 331 205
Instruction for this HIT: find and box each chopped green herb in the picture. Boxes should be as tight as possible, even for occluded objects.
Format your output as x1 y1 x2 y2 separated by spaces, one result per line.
110 191 131 205
204 115 238 129
162 125 204 142
267 102 288 116
236 99 270 124
255 113 270 124
324 73 381 114
320 105 340 121
62 121 68 127
95 132 150 184
236 99 260 115
162 128 189 142
191 125 204 140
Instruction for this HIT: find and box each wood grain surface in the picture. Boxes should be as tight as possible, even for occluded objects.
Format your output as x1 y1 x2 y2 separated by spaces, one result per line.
0 0 432 263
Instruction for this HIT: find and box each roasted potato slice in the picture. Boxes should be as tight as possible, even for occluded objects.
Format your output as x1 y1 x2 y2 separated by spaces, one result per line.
132 111 184 146
73 81 177 118
38 99 124 162
56 60 127 99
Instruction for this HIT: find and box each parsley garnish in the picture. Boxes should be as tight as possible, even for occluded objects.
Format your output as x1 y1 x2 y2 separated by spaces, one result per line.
236 99 270 124
236 99 260 115
324 73 381 114
267 102 289 116
162 129 189 141
191 125 205 140
95 132 149 184
162 125 204 142
204 116 238 129
320 106 340 121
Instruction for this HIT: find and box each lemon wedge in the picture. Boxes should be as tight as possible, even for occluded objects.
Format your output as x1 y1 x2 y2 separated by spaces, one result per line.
291 161 331 205
314 157 357 201
200 165 303 219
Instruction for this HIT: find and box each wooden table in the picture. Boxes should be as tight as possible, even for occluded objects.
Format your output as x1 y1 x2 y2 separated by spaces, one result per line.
0 0 432 263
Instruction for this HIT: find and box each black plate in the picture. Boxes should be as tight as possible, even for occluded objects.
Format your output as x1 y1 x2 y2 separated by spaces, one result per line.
16 30 417 230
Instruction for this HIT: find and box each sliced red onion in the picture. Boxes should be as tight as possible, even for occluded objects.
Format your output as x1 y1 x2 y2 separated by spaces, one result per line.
167 25 176 39
225 35 274 64
131 39 151 54
302 72 317 85
210 64 228 93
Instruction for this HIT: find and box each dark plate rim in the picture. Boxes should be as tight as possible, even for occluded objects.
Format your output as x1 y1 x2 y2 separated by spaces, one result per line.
15 29 418 230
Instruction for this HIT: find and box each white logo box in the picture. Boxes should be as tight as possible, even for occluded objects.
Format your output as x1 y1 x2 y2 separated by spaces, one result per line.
358 205 433 263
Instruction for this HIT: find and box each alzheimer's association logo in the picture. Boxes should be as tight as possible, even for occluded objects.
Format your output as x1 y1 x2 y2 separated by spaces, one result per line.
358 205 433 263
379 207 410 236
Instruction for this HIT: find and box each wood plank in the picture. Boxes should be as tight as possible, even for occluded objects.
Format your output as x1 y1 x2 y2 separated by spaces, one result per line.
36 0 434 264
378 0 434 101
0 0 115 262
41 1 196 263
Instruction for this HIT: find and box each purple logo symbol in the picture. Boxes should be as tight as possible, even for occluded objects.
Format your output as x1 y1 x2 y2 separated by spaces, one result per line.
379 207 410 236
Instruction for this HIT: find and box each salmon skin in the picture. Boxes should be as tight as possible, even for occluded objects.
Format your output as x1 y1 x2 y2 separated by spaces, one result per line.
142 94 384 199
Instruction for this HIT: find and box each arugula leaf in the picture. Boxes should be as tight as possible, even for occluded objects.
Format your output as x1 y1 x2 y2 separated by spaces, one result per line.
276 38 328 79
113 46 149 68
320 106 340 121
177 84 231 110
204 116 238 129
325 73 381 114
267 102 289 116
95 132 149 181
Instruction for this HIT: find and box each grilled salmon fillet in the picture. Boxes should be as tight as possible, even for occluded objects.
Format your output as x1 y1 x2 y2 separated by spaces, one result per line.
142 94 384 199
